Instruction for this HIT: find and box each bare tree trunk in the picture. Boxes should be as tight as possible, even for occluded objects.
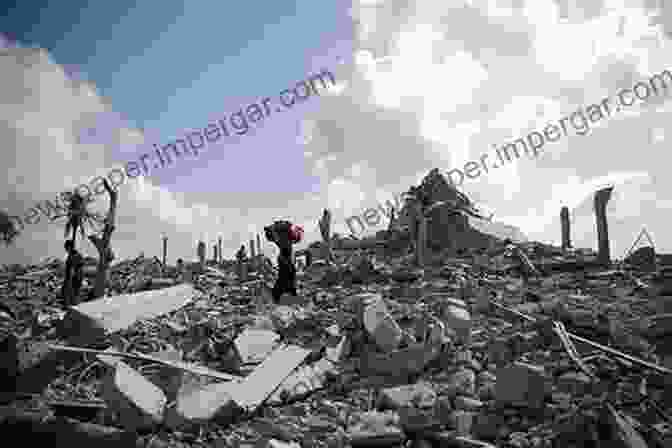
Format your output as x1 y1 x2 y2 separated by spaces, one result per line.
89 181 117 300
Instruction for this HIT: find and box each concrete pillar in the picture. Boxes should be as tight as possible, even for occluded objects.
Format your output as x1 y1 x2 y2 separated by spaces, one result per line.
249 239 256 258
162 236 168 268
594 187 613 265
213 244 218 263
218 237 223 263
560 206 571 251
197 241 206 269
417 216 427 267
256 234 262 256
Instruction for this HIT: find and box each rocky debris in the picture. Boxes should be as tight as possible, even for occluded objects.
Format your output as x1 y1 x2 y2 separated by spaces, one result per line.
2 173 672 447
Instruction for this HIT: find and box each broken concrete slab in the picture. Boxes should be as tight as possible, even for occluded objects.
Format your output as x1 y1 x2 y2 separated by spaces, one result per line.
443 304 472 345
268 358 337 404
357 293 403 353
495 362 546 409
228 345 311 412
144 347 184 402
60 284 198 345
359 343 441 377
234 329 280 364
164 380 242 431
377 383 437 410
100 360 166 431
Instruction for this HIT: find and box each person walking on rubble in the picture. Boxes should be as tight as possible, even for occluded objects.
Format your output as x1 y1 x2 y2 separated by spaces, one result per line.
264 220 303 302
236 245 248 282
62 239 84 306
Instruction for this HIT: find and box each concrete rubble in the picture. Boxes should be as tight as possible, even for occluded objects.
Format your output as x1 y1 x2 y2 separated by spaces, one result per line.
0 170 671 447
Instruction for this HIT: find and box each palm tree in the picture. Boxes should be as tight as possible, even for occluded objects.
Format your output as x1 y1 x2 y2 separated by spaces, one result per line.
52 191 105 248
0 210 19 246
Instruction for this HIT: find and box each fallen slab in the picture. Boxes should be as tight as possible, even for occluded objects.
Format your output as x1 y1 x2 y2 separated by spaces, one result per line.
233 328 280 364
228 345 311 412
164 381 242 431
59 283 199 345
267 358 337 404
49 344 243 382
100 360 167 431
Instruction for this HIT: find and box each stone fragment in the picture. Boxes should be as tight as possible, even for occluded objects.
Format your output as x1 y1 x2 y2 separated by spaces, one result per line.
495 362 546 409
453 396 483 411
101 361 167 431
145 347 184 402
445 367 476 398
359 343 441 377
472 412 505 440
453 410 476 436
443 304 471 345
234 329 280 364
377 383 437 410
556 371 593 396
358 293 403 353
164 381 241 431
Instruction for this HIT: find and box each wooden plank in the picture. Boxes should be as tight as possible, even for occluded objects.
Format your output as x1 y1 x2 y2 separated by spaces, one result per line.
228 345 311 412
60 283 198 344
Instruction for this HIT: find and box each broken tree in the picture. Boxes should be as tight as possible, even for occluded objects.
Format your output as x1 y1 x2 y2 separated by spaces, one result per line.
88 179 118 299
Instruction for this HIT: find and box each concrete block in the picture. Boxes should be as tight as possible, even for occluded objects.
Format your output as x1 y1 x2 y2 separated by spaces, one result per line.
377 383 437 410
495 362 546 409
453 396 484 411
443 305 471 345
101 361 166 431
358 294 403 353
164 381 241 430
234 329 280 364
61 284 197 345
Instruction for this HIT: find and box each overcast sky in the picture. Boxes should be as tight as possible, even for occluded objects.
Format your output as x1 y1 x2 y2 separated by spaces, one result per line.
1 0 672 266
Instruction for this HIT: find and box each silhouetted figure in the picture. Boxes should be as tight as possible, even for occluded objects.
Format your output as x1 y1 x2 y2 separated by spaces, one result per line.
62 239 84 306
264 221 302 302
236 245 248 282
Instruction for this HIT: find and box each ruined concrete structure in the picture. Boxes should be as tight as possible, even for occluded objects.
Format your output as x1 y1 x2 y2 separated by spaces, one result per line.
393 169 495 254
594 186 613 265
560 206 571 251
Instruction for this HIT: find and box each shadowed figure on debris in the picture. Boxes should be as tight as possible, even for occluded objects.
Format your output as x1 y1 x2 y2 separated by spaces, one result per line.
264 220 303 302
319 209 335 264
236 245 248 282
62 240 84 306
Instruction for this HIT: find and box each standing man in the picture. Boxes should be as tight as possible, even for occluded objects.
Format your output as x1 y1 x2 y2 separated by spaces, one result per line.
319 209 335 264
236 245 248 282
264 220 303 302
62 240 84 306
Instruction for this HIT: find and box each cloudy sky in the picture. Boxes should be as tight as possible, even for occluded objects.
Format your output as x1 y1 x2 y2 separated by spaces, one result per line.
1 0 671 266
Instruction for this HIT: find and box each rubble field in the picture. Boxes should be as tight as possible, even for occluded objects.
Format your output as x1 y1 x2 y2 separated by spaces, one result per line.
0 172 671 448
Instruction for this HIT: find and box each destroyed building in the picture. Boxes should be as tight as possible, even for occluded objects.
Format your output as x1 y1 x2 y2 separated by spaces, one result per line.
0 169 670 448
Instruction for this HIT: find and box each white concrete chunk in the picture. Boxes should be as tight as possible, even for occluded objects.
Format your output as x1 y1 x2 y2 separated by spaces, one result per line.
61 283 197 344
443 305 472 345
234 329 280 364
101 361 167 431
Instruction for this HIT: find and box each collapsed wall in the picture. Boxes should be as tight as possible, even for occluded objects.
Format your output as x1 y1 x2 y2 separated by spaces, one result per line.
393 169 496 252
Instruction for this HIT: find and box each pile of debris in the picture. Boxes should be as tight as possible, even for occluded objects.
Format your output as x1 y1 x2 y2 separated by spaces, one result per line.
0 170 671 448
